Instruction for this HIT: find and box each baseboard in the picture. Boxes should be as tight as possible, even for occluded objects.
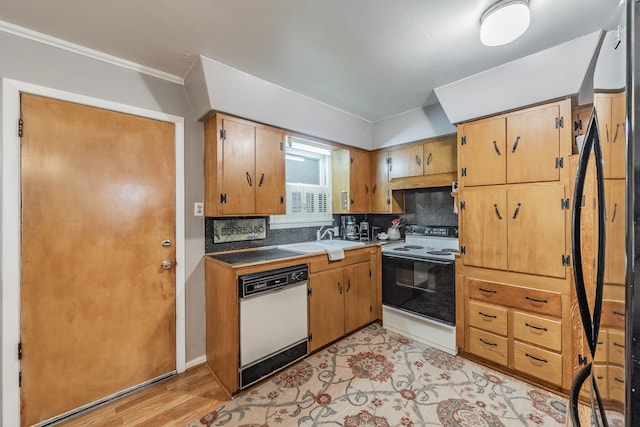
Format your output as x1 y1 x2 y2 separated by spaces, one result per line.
186 355 207 370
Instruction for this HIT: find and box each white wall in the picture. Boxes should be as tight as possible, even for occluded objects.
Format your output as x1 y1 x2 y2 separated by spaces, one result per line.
371 103 456 149
186 56 374 149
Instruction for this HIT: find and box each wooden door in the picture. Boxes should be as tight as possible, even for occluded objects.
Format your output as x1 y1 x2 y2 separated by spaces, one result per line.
459 116 506 186
221 118 255 214
506 104 560 183
308 269 344 352
507 184 566 278
344 262 372 333
460 186 507 270
255 127 285 214
370 150 389 213
20 94 176 426
350 149 371 213
388 144 423 179
605 179 626 285
424 136 456 175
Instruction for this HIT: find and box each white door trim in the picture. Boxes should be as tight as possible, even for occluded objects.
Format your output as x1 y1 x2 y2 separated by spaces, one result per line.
2 78 186 427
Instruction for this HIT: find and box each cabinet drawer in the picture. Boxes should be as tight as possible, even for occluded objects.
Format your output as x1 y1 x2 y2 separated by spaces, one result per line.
469 328 508 366
608 329 625 366
308 248 372 273
601 300 625 329
468 301 507 336
513 341 562 386
513 311 561 351
608 365 625 404
467 279 561 317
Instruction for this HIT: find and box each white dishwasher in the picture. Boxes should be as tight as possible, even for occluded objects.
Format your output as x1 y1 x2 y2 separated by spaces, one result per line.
238 264 308 389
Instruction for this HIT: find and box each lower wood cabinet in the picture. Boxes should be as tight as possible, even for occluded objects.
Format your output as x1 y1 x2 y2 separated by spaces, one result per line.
308 248 377 352
461 274 570 389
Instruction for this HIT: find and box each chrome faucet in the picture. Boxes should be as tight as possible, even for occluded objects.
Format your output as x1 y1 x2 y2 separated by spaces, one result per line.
316 226 334 241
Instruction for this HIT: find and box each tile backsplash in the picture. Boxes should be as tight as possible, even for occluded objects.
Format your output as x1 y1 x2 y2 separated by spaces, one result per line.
204 187 457 253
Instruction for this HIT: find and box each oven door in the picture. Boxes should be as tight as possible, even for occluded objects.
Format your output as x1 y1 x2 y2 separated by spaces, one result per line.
382 253 455 325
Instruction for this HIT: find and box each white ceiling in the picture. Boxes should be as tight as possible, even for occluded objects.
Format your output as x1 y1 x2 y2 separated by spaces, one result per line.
0 0 624 121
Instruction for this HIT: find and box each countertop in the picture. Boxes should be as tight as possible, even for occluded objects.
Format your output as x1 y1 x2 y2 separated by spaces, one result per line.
205 239 391 267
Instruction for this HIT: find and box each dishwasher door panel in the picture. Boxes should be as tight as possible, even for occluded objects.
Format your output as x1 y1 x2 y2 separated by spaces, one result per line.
240 282 308 367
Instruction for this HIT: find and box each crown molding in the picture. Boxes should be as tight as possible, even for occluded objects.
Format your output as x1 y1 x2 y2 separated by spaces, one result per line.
0 19 184 85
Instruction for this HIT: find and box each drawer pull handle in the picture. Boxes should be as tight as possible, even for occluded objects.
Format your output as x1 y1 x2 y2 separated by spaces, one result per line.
525 296 548 304
478 288 497 294
614 342 625 349
613 310 625 317
479 338 497 347
615 377 624 383
597 375 604 380
525 353 548 364
525 322 548 332
597 341 604 345
479 311 497 319
338 282 343 294
426 152 433 165
415 155 421 166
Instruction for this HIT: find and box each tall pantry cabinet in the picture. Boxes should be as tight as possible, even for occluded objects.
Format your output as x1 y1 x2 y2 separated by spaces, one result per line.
456 98 576 392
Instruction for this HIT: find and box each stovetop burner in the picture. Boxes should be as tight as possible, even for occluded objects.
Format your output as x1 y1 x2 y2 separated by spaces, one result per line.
442 248 458 253
394 247 410 251
404 245 424 249
427 250 450 255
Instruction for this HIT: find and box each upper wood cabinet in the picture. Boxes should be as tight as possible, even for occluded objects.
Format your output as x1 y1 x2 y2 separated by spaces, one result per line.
387 134 457 181
595 91 626 179
459 100 571 187
370 150 404 213
204 114 285 216
388 144 423 179
332 148 371 214
460 183 567 278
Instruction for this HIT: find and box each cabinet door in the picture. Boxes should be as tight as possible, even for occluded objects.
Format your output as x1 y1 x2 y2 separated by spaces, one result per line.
344 262 372 333
255 127 285 214
461 186 507 270
388 144 423 179
370 150 390 213
605 179 625 284
308 269 345 352
459 116 506 186
221 119 256 215
609 92 626 179
350 149 371 213
506 104 560 183
507 184 566 278
424 137 456 175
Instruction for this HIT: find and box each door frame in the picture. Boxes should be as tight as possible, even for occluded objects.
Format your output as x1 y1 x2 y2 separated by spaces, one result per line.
1 78 186 426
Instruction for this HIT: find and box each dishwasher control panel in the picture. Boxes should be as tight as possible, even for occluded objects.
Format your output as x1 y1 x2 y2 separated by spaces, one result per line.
239 264 308 298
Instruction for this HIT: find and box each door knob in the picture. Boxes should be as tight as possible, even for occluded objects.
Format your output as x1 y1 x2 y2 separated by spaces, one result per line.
161 260 173 269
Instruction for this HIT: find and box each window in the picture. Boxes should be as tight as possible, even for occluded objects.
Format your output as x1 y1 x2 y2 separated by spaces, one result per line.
270 136 333 228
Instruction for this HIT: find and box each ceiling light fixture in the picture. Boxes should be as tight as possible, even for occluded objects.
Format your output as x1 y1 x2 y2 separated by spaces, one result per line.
480 0 531 47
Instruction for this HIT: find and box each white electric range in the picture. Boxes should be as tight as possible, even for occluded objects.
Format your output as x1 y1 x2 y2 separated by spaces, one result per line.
381 225 459 355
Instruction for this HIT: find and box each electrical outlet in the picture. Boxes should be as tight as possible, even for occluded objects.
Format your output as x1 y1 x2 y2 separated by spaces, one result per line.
333 226 340 235
194 202 204 216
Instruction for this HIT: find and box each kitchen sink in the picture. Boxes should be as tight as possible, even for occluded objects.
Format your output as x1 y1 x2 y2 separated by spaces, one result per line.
278 240 364 254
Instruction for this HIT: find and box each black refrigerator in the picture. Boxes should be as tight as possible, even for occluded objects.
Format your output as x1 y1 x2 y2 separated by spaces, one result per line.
569 0 640 425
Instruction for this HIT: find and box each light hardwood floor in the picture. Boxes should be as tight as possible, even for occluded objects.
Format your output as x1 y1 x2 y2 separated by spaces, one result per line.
57 365 227 427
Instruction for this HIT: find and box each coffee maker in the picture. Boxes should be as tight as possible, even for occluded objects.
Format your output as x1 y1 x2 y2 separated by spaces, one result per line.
343 216 359 240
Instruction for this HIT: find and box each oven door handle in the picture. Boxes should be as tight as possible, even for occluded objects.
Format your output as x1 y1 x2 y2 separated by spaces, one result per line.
382 252 454 265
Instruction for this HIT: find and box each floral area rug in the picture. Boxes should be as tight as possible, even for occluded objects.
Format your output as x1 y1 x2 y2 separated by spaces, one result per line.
186 323 568 426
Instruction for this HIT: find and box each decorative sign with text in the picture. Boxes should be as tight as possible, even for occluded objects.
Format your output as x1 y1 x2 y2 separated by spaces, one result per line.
213 218 267 243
